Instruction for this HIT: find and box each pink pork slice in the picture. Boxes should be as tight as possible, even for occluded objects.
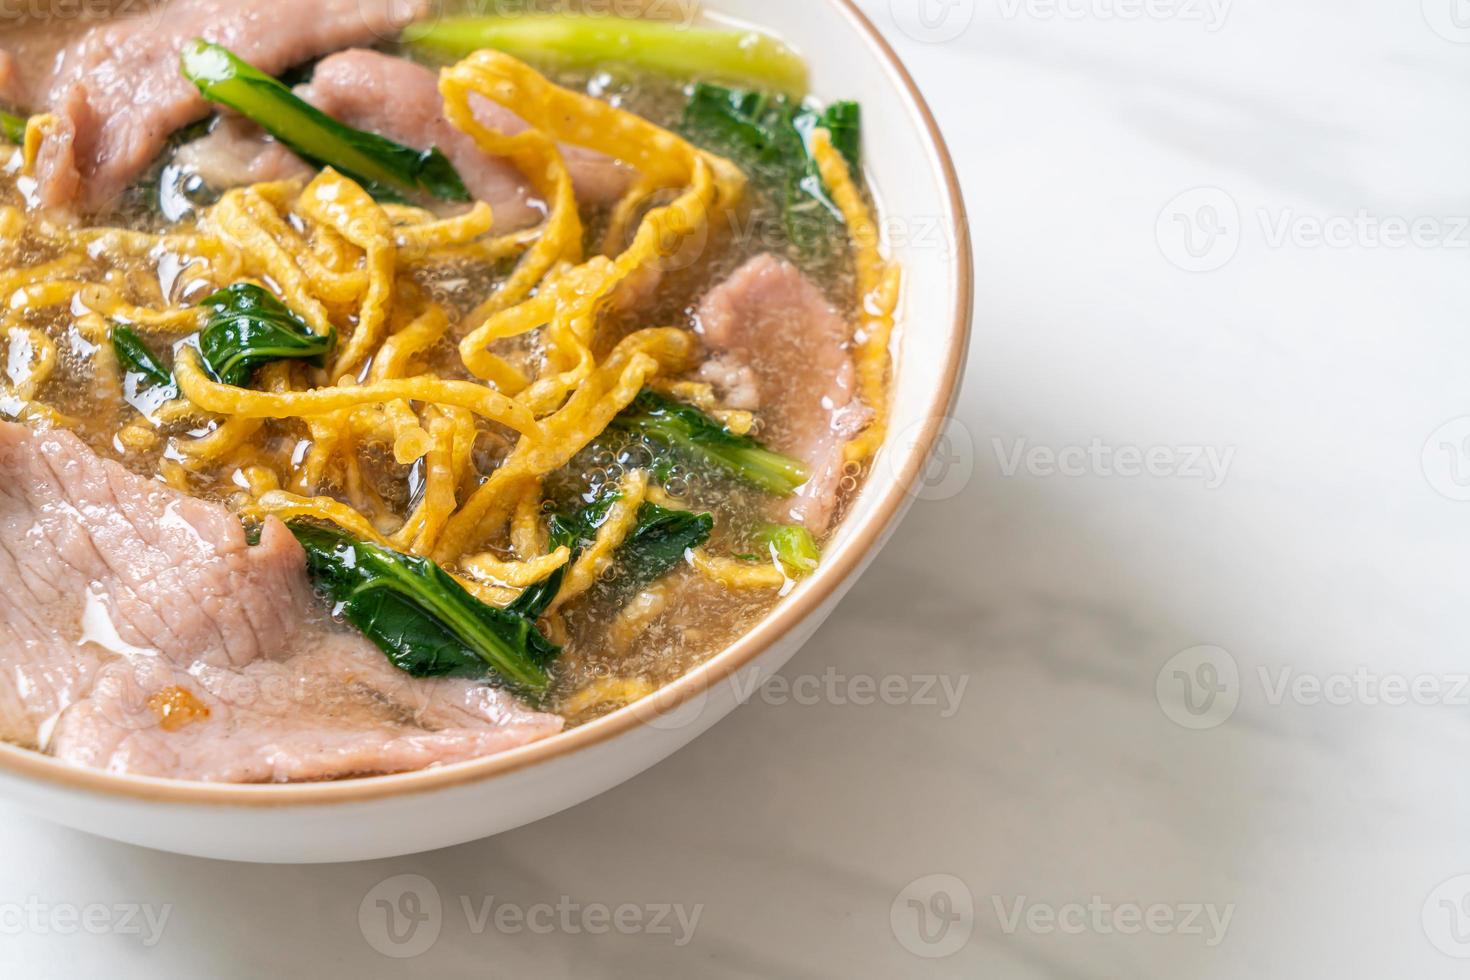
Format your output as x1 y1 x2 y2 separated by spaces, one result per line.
173 49 634 228
8 0 431 211
170 114 314 190
300 49 632 227
695 253 872 535
0 421 562 782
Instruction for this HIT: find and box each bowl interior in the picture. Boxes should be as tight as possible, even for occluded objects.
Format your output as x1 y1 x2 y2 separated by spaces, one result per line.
709 0 968 552
0 0 970 805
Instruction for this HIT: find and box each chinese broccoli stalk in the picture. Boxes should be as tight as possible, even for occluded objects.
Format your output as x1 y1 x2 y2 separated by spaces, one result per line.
403 13 808 98
179 40 469 203
613 390 809 497
0 110 25 145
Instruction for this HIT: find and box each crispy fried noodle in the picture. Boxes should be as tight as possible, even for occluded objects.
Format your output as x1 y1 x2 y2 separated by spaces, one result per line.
0 51 894 615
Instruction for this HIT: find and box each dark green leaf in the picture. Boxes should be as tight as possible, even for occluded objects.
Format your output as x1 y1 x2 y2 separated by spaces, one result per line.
612 389 808 496
179 40 470 203
508 492 623 620
197 283 333 387
812 101 862 175
620 503 714 586
111 324 173 388
0 109 25 145
110 323 180 411
290 522 557 692
509 492 713 619
681 84 862 257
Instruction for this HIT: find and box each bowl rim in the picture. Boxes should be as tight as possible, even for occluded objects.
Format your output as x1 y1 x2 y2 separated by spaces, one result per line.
0 0 974 808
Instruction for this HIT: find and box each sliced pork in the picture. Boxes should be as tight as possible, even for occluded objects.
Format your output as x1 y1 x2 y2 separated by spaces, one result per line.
0 49 17 107
296 49 633 228
7 0 429 211
172 115 314 190
0 422 562 781
695 254 872 534
169 49 635 227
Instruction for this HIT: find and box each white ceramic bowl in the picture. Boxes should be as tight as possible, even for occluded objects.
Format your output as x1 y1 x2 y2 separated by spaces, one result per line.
0 0 971 862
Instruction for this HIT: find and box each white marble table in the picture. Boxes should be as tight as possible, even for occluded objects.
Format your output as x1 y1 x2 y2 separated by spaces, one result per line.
6 1 1469 975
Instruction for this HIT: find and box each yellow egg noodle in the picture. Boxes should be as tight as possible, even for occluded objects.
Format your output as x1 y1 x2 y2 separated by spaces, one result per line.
0 53 896 663
557 676 657 722
809 127 902 465
545 469 649 615
637 126 900 597
608 581 675 656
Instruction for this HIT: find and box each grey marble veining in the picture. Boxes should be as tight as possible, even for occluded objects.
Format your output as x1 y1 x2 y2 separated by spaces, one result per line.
4 0 1469 976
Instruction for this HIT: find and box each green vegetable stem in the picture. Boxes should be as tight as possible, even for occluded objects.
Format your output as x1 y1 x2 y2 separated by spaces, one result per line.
179 40 469 203
403 13 809 97
756 523 821 577
613 390 809 497
0 109 26 145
